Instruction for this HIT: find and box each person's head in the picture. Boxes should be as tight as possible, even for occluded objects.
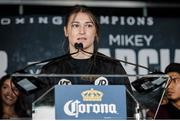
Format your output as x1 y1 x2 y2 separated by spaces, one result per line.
0 74 29 118
0 74 19 107
64 5 100 53
165 63 180 101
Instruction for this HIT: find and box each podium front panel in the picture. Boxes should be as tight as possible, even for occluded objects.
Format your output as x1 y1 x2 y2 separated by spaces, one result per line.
55 85 127 120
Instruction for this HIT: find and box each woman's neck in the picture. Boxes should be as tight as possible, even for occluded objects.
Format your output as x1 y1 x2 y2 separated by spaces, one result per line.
70 46 94 59
71 50 92 59
3 105 17 118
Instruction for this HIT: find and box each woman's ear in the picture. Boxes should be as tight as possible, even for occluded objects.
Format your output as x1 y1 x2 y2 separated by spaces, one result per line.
64 26 68 37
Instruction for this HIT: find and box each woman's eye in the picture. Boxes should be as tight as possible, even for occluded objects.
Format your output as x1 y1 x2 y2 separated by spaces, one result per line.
72 24 79 28
2 85 7 89
85 24 93 28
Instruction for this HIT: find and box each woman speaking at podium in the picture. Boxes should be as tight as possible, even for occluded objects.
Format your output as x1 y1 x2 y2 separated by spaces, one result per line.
40 5 131 90
38 5 135 119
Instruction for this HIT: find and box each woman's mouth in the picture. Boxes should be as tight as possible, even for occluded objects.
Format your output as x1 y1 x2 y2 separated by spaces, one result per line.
5 95 15 102
166 90 174 96
77 37 86 41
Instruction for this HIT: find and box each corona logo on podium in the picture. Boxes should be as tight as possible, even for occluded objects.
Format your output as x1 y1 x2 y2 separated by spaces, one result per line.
55 85 127 119
63 88 117 118
81 88 103 101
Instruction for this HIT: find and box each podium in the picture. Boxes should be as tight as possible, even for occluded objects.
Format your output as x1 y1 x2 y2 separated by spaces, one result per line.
12 74 169 120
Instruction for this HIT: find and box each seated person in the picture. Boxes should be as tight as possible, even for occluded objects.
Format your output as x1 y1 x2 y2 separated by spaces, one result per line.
155 63 180 119
0 74 31 119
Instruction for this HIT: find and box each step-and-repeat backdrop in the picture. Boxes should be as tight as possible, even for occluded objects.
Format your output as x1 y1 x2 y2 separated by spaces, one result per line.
0 15 180 77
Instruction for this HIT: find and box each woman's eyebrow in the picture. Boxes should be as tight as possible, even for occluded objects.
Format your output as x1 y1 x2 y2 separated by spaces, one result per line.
71 21 79 24
85 21 94 24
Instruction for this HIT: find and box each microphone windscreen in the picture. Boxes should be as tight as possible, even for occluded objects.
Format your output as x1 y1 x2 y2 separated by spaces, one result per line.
74 43 83 50
94 76 109 85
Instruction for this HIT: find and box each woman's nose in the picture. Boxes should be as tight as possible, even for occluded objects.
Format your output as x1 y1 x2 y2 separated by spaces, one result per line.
7 88 15 96
79 26 85 34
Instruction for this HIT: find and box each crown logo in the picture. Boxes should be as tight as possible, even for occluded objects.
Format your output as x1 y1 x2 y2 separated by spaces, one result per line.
81 88 103 101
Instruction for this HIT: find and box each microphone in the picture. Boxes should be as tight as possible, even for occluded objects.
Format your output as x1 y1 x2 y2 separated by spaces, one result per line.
74 43 83 50
58 78 72 85
94 76 109 86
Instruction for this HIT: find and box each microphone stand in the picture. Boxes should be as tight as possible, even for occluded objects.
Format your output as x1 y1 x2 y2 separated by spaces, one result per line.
79 47 151 72
15 49 80 74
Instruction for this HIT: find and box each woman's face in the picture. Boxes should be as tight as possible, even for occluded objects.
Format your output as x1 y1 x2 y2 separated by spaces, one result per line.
64 12 97 52
166 72 180 101
1 79 19 106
